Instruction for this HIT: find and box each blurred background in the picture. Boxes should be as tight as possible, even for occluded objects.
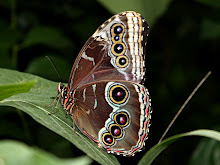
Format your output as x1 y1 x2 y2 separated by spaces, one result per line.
0 0 219 164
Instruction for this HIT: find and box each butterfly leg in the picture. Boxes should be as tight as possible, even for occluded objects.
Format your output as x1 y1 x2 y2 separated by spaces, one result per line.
48 94 62 115
72 122 81 136
44 93 59 108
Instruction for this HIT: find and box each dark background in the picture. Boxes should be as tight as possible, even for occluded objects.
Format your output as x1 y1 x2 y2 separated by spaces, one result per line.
0 0 219 164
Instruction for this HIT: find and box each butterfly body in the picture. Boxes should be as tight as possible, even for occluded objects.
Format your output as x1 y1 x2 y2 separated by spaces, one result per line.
56 11 152 156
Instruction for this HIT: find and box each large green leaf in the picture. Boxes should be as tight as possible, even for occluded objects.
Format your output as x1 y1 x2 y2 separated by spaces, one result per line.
97 0 172 26
0 80 36 101
22 26 73 49
195 0 220 9
138 129 220 165
25 55 71 82
0 140 92 165
0 68 119 165
188 138 220 165
200 19 220 40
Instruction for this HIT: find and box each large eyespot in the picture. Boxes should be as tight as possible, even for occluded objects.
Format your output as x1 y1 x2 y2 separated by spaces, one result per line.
114 25 123 34
102 132 115 146
111 23 125 35
114 112 129 127
109 124 123 138
111 43 126 55
115 55 129 68
109 84 129 104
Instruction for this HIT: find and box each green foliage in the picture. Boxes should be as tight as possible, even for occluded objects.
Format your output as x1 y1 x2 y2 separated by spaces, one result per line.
22 26 73 49
0 140 92 165
189 138 220 165
195 0 220 8
97 0 172 26
0 78 36 101
0 69 220 165
0 69 119 165
139 130 220 165
200 19 220 40
25 55 72 81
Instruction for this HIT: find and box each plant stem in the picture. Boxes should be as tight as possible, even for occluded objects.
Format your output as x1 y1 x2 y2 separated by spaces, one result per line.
158 71 212 144
10 0 18 68
10 0 17 29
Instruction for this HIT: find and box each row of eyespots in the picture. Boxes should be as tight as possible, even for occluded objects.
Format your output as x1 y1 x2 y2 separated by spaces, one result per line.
110 23 129 68
102 112 129 146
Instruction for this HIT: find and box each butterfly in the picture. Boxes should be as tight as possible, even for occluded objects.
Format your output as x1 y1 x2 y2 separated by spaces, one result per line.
51 11 152 156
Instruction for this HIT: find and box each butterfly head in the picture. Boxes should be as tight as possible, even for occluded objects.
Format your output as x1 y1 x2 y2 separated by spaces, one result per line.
58 82 68 97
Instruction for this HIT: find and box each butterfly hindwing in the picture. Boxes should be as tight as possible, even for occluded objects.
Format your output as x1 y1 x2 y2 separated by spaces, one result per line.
71 81 151 156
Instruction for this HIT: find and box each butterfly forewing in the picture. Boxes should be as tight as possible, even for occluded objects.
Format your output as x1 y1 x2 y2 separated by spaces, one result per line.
68 11 149 91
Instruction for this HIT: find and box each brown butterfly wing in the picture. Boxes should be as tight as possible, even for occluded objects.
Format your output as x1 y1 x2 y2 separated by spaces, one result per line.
71 81 151 156
68 11 149 91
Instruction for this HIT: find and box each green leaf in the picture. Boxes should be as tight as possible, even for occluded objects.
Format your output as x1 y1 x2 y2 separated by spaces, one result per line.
0 68 119 165
0 140 92 165
22 26 73 48
25 55 71 82
200 19 220 40
0 20 21 49
97 0 172 26
0 0 11 9
188 138 220 165
138 129 220 165
0 20 20 69
195 0 220 9
0 70 36 101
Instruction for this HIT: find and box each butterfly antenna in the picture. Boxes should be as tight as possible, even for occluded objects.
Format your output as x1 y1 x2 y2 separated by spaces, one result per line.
158 71 212 144
46 56 63 82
